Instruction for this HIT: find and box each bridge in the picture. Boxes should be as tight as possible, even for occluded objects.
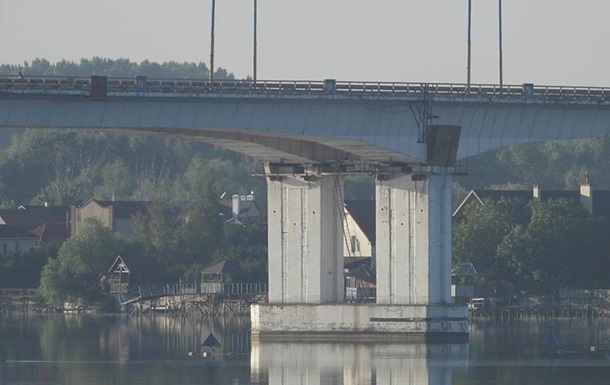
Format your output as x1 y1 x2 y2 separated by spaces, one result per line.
2 75 610 341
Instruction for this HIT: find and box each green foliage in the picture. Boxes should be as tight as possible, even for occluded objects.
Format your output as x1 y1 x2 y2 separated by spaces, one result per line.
458 138 610 191
0 245 57 288
0 57 235 81
38 219 137 307
453 198 528 266
0 129 264 207
214 217 268 283
132 200 183 266
454 197 610 296
179 171 225 273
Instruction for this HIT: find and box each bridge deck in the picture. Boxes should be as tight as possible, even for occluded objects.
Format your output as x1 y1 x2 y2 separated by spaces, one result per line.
1 75 609 104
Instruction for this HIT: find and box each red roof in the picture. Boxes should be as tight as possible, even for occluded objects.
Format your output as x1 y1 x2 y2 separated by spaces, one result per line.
30 222 70 243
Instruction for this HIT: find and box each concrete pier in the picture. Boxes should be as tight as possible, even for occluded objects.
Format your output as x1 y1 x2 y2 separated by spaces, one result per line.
253 165 467 341
251 303 468 342
266 174 344 304
375 170 453 305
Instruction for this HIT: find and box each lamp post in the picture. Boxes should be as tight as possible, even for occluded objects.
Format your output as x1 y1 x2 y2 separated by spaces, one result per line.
253 0 258 83
498 0 504 90
466 0 472 87
209 0 216 82
467 0 504 88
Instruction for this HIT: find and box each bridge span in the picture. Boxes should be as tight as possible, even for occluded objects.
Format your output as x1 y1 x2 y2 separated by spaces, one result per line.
2 75 610 341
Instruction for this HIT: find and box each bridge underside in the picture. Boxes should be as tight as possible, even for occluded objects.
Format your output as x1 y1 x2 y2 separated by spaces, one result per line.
2 95 610 162
122 127 418 164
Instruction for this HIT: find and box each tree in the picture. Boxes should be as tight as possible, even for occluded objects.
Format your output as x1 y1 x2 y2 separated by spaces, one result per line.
132 199 183 269
215 216 268 283
504 199 610 292
179 171 225 274
0 130 114 205
455 196 610 296
38 219 137 307
453 197 527 268
0 244 58 288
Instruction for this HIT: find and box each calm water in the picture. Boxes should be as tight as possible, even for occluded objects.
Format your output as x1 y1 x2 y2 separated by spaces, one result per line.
1 314 610 385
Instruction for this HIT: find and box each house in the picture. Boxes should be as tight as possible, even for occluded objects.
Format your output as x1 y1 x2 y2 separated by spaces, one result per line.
104 255 166 293
201 333 222 358
200 259 242 293
343 200 375 259
452 176 610 220
0 225 39 258
0 205 71 244
219 193 260 224
345 264 376 302
344 256 372 273
72 200 150 235
30 222 71 244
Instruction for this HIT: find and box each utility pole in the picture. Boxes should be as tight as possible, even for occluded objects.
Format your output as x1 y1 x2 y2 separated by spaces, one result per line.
467 0 472 88
209 0 216 82
498 0 504 90
253 0 258 83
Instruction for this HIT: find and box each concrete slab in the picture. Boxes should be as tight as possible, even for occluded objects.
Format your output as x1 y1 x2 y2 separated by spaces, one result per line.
251 303 469 342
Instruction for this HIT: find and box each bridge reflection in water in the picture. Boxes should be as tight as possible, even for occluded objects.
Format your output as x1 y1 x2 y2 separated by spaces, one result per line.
251 341 468 385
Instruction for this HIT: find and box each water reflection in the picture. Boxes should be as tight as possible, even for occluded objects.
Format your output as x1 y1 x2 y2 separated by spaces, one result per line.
0 314 252 385
4 315 610 385
251 341 468 385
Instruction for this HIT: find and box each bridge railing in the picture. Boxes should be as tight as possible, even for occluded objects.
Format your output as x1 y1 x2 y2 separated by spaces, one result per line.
1 75 609 103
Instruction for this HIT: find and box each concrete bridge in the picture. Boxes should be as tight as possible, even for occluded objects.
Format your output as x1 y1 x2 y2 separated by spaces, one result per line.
2 75 610 340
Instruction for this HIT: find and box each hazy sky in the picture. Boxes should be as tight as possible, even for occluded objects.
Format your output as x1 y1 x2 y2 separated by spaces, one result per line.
1 0 609 86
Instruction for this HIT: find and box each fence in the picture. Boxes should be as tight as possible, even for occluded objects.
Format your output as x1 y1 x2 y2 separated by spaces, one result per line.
200 282 268 295
118 282 267 305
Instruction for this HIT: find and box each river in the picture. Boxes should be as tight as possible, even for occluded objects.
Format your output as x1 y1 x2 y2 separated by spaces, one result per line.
1 313 610 384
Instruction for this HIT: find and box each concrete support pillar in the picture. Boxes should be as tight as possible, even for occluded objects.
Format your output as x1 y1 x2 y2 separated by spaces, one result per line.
267 175 344 304
375 168 453 305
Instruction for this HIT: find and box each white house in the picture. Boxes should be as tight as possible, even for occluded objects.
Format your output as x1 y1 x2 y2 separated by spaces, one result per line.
342 200 375 259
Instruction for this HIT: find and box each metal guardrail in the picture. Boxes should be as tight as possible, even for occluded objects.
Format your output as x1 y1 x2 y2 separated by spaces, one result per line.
0 75 609 104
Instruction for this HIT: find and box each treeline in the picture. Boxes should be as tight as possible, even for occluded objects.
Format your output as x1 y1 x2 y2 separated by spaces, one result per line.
0 57 233 80
460 139 610 192
0 129 264 207
453 197 610 296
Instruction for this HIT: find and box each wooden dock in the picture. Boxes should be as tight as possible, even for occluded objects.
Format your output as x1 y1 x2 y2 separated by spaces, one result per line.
119 283 268 316
0 288 39 312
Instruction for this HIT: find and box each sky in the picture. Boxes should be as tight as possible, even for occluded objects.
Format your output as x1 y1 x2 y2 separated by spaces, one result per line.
1 0 610 86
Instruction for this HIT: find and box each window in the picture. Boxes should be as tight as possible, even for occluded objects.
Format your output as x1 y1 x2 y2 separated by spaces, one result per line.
350 235 360 254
